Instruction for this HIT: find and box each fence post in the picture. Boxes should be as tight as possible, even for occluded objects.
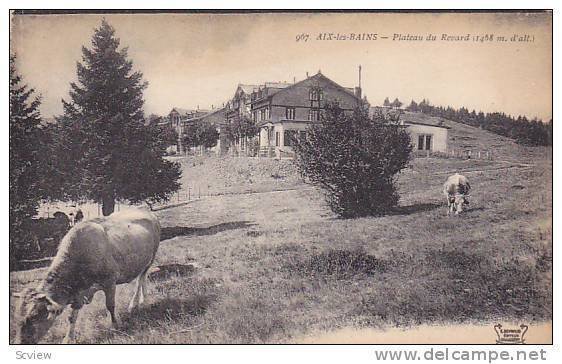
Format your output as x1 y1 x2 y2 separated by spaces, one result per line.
188 187 191 200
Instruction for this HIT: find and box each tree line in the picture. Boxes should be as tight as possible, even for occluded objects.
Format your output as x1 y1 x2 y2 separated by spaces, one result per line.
402 99 552 147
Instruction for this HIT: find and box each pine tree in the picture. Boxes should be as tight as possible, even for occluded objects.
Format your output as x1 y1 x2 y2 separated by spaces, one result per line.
9 54 43 265
59 19 181 215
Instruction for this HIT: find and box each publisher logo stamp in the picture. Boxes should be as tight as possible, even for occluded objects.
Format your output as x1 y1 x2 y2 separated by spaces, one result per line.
494 324 529 344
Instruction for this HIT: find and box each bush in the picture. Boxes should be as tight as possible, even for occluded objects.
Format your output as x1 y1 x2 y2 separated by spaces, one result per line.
293 102 412 218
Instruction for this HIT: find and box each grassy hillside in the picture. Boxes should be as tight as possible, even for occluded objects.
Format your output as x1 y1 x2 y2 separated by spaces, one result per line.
10 119 552 344
169 155 304 197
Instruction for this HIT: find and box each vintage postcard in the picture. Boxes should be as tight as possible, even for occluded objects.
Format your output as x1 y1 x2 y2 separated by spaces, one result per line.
8 10 552 347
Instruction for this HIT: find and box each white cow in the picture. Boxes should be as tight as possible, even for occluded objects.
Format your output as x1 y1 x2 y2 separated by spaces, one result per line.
14 209 160 344
443 173 471 215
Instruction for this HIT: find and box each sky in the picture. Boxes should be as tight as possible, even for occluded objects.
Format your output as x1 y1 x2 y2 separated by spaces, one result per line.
10 11 552 121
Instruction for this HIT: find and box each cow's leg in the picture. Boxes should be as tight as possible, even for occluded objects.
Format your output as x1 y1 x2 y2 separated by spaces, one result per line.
62 285 101 344
139 265 152 305
128 276 142 312
62 306 81 344
129 266 151 310
138 272 147 305
103 282 119 328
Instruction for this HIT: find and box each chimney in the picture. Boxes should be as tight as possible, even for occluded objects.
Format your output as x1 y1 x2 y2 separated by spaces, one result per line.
355 65 362 99
293 76 296 83
306 71 309 78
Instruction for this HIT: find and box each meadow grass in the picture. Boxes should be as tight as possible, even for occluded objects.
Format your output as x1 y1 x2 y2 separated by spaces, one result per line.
9 119 552 343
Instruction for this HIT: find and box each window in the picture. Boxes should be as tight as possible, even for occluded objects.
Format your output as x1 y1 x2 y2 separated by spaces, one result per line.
284 130 298 146
418 134 433 151
309 88 323 101
275 132 280 146
309 89 317 101
308 109 320 121
286 107 296 120
425 135 432 151
418 135 424 150
299 131 307 141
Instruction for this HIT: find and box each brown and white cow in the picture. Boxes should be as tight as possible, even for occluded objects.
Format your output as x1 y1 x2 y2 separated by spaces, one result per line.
443 173 471 215
14 209 160 344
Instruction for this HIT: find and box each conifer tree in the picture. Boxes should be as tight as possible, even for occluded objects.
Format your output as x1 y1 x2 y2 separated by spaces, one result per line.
9 55 43 264
59 19 181 215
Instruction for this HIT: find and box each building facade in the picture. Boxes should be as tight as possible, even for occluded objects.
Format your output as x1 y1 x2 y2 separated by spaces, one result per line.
370 107 450 154
167 107 232 154
251 72 363 157
166 71 449 158
405 122 449 154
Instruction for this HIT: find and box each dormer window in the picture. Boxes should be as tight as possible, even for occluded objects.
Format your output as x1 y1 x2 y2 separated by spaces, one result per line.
309 88 323 101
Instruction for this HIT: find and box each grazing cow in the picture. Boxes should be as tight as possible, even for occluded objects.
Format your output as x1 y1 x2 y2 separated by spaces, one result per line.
443 173 471 215
66 207 84 226
73 209 84 225
14 209 160 344
22 214 71 255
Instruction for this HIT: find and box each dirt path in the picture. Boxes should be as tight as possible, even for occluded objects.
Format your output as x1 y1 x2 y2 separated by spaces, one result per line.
295 322 552 344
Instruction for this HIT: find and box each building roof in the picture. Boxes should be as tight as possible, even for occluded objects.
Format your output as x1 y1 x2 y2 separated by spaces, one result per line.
170 107 196 116
404 120 451 129
270 71 360 102
238 84 259 94
400 111 451 129
185 107 227 125
170 107 212 117
263 82 292 89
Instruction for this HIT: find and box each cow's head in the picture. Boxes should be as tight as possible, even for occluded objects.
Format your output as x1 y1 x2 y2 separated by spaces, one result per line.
453 194 466 214
14 288 63 344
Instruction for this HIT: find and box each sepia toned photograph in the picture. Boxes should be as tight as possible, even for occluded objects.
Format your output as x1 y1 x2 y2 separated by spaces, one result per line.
8 10 552 345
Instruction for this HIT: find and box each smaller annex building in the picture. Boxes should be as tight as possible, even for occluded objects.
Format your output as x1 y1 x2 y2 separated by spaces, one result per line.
399 111 450 154
371 107 450 154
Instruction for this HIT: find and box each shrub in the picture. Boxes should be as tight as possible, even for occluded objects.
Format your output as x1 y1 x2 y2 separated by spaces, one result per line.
293 102 412 218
